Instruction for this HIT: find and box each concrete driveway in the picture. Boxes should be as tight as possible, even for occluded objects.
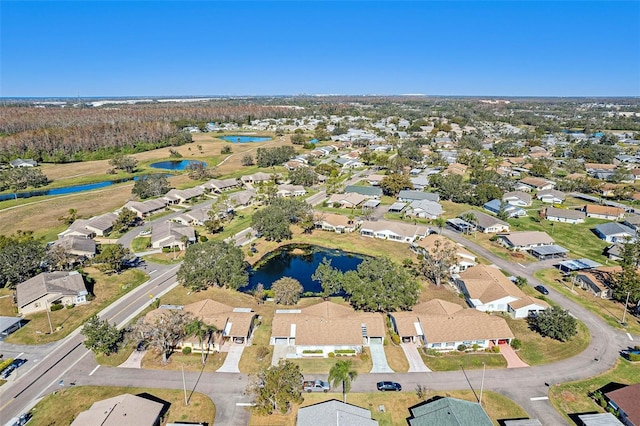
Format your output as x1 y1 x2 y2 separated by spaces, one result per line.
118 349 146 369
369 344 393 373
216 345 245 373
401 343 431 372
499 343 529 368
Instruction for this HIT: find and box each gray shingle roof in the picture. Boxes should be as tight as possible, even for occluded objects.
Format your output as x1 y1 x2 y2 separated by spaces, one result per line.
408 397 493 426
16 271 87 309
297 400 378 426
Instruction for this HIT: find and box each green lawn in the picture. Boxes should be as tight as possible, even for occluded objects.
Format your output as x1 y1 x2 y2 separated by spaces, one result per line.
506 216 612 263
28 386 215 426
534 269 640 335
549 359 640 424
288 355 372 375
420 351 507 371
131 236 151 252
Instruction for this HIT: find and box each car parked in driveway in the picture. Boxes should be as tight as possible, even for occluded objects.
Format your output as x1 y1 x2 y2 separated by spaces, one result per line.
377 381 402 391
535 285 549 295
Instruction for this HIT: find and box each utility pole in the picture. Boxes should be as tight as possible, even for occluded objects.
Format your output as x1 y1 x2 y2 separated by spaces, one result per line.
621 290 631 325
479 362 486 406
182 364 188 406
45 300 54 334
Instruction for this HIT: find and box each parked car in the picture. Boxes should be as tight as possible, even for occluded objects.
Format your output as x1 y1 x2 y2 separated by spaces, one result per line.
136 340 149 351
303 380 330 393
1 364 16 379
377 381 402 391
535 285 549 295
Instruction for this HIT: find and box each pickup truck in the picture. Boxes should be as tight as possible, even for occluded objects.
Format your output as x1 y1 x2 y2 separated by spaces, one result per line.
302 380 330 393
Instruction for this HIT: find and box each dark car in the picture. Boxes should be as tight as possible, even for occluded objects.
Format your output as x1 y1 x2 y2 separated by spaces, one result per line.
377 381 402 391
535 285 549 295
136 340 149 351
12 358 26 368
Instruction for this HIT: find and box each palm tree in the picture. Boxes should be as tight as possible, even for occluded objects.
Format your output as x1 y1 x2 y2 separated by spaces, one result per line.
328 359 358 403
185 319 217 364
433 217 446 234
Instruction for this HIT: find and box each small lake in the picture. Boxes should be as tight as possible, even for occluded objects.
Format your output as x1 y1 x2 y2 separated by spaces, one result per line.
220 135 272 143
242 245 365 294
0 177 137 201
150 160 206 170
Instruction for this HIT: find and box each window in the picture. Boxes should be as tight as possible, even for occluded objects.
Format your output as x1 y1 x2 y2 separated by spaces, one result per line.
475 340 485 345
463 341 472 345
431 343 441 348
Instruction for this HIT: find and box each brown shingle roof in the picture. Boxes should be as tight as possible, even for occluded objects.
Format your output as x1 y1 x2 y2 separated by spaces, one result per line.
416 234 475 260
499 231 554 247
16 271 87 309
584 204 625 217
508 296 550 310
605 383 640 425
271 301 385 346
458 265 526 303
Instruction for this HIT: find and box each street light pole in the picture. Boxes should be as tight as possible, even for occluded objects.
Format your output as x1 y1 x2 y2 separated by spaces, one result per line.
182 364 188 406
479 362 486 406
45 300 54 334
622 290 631 325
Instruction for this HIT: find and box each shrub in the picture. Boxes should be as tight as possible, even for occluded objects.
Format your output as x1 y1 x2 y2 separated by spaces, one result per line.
390 333 401 345
328 352 335 358
199 235 208 242
491 346 500 353
182 347 192 355
629 353 640 362
255 346 270 360
335 349 356 354
0 358 14 373
457 344 467 352
472 344 480 351
511 339 522 350
50 304 64 312
221 145 232 154
360 348 369 361
302 349 323 354
65 304 75 309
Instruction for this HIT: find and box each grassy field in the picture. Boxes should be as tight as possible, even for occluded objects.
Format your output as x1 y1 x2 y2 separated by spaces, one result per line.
420 351 507 371
549 358 640 424
142 349 227 372
249 390 528 426
4 268 148 344
131 236 151 252
27 386 215 426
534 268 640 335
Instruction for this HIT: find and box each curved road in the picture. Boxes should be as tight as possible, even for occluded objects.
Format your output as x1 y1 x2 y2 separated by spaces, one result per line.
2 209 638 424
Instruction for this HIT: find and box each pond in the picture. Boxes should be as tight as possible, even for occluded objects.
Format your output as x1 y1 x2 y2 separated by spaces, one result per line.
0 177 136 201
219 135 272 143
242 245 365 294
149 160 207 170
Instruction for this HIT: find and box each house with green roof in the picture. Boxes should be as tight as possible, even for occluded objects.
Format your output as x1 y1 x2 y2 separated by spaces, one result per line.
407 397 492 426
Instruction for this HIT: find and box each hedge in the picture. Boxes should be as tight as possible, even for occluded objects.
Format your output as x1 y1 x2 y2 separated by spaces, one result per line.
0 358 14 373
335 349 356 354
50 304 64 312
302 350 323 354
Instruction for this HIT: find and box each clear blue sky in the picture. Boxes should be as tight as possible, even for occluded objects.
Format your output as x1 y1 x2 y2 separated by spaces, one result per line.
2 1 639 97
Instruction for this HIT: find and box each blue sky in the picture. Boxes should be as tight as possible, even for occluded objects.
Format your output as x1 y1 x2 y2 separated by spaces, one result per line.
2 1 639 97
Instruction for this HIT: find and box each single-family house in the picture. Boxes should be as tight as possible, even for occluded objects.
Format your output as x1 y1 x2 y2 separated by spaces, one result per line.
163 187 204 205
398 190 440 203
58 212 119 238
389 300 514 349
314 212 361 233
407 397 493 426
183 299 257 347
327 192 367 209
459 211 510 233
623 215 640 231
344 185 382 199
594 222 636 243
240 172 275 185
70 394 164 426
517 177 556 192
598 183 618 197
0 316 23 339
201 178 241 193
52 235 96 259
17 271 89 315
411 234 476 273
575 270 614 299
507 296 550 319
536 189 566 204
443 163 468 176
151 221 196 250
483 199 527 218
388 202 407 213
124 199 168 218
406 199 444 219
228 189 256 207
277 184 306 197
365 174 385 186
502 191 532 207
498 231 555 251
543 207 586 224
577 413 624 426
410 175 430 191
297 400 378 426
359 220 429 243
173 207 211 226
270 301 385 356
9 158 37 168
455 265 526 313
584 204 626 220
605 383 640 426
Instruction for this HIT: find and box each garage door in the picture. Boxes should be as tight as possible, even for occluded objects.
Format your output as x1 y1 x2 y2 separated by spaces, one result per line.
274 338 288 345
369 337 383 345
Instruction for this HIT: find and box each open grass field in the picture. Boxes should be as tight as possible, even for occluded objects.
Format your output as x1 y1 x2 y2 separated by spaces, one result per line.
420 351 507 371
535 268 640 335
142 349 227 372
549 358 640 424
5 268 148 345
27 386 215 426
0 288 14 316
249 390 528 426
